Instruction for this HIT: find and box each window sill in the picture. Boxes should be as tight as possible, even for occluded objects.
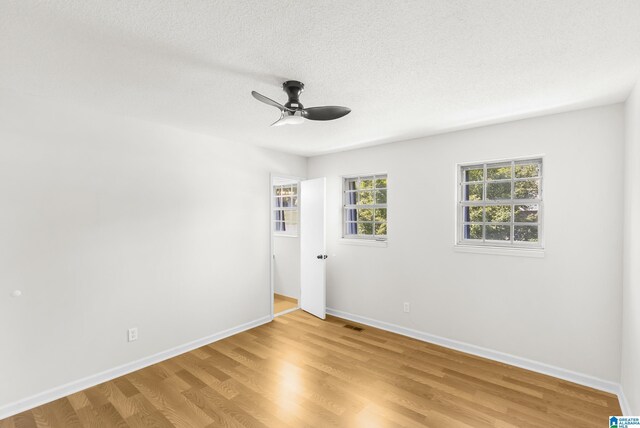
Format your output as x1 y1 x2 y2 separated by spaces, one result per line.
273 234 299 238
339 238 388 248
454 244 544 258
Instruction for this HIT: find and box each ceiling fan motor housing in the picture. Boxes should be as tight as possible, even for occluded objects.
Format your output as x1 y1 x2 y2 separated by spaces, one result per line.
283 80 305 110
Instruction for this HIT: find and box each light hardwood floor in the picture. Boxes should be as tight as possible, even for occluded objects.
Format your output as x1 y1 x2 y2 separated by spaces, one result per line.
273 294 298 315
0 310 621 427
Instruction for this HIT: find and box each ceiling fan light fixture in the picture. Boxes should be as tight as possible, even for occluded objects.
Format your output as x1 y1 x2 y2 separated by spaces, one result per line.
271 111 305 127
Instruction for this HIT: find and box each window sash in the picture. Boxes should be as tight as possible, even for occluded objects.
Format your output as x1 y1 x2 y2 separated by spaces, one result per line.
462 160 542 182
273 183 299 236
458 159 543 248
343 174 387 240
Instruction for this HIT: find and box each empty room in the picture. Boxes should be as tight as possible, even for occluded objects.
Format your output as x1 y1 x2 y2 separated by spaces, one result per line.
2 1 640 427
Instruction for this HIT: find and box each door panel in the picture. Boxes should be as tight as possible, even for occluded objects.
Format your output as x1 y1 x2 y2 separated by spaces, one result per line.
300 177 326 320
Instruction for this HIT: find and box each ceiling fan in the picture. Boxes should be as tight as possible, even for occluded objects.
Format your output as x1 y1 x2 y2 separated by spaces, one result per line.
251 81 351 127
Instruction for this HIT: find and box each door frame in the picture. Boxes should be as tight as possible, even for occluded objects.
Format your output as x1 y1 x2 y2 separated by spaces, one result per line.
269 172 305 320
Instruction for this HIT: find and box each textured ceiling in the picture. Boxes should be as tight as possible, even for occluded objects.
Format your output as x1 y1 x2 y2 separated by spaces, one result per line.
2 1 640 156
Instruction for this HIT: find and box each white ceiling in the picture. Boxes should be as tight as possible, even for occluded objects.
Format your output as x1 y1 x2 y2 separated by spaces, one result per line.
2 1 640 156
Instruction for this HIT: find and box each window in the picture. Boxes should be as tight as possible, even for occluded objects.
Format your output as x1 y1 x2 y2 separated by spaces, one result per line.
343 174 387 240
273 183 298 236
457 158 543 248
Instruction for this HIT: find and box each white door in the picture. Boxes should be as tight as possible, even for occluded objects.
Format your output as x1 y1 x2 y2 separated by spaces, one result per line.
300 177 326 320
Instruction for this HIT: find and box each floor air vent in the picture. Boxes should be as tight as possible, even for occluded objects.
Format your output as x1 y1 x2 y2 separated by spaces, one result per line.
344 324 364 331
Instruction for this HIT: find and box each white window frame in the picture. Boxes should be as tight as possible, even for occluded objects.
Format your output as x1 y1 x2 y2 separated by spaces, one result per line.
456 157 544 250
273 183 299 237
342 173 388 241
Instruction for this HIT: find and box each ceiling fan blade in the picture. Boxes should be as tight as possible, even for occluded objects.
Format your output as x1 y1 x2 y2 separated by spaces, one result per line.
251 91 293 112
302 106 351 121
271 116 285 127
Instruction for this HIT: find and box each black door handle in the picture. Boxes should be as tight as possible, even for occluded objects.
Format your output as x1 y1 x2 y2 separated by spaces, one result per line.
317 254 328 259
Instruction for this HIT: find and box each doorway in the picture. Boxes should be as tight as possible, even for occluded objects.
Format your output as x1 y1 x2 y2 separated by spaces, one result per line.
270 174 327 320
271 175 302 317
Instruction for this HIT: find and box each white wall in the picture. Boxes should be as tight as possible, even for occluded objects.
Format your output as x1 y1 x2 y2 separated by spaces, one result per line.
309 104 624 383
623 81 640 414
0 89 307 409
273 236 300 300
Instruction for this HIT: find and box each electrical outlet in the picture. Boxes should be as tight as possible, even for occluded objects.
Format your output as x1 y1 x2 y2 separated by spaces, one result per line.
403 302 410 313
128 327 138 342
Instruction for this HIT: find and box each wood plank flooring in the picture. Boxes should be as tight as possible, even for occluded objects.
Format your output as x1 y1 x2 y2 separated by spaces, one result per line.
0 310 621 427
274 294 298 315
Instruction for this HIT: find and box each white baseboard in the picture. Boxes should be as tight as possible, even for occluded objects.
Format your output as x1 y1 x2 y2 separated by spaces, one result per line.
274 306 300 317
617 387 632 416
0 315 271 420
327 308 628 411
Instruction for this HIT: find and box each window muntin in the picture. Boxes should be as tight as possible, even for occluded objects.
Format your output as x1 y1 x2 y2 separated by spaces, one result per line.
343 174 387 240
458 159 542 247
273 184 298 236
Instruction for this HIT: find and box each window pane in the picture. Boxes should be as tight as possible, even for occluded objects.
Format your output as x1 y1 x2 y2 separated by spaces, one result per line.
375 222 387 236
463 206 483 222
375 189 387 204
274 221 285 231
374 208 387 222
464 224 483 240
486 182 511 200
358 191 374 205
375 178 387 188
487 165 512 180
346 179 357 191
275 187 282 196
514 225 538 242
359 179 374 189
358 209 373 221
292 185 298 195
282 197 292 207
344 208 357 222
485 205 511 222
515 163 540 178
464 167 483 182
514 180 540 199
486 225 510 241
285 223 298 235
358 223 373 235
345 222 357 234
345 191 357 205
464 184 483 201
282 186 293 196
284 211 298 224
514 204 539 223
